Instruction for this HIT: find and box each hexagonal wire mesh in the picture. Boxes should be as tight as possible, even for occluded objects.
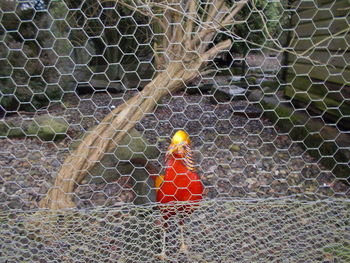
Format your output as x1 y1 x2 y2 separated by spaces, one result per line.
0 0 349 262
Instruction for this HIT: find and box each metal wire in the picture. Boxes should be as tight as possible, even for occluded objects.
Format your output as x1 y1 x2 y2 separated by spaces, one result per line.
0 0 349 262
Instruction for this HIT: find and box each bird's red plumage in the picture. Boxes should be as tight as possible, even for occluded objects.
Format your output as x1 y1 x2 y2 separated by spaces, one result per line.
157 153 203 219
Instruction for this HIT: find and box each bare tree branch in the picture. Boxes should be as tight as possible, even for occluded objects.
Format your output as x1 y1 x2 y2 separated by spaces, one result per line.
40 0 249 209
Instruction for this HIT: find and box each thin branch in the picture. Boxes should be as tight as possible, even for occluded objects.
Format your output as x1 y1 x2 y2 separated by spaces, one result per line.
202 39 232 61
191 0 248 50
200 69 217 76
153 42 162 68
221 0 249 25
171 3 186 45
185 1 197 35
205 1 216 25
213 0 228 24
99 0 149 20
300 27 349 56
200 0 210 24
105 0 339 71
250 0 284 56
248 0 348 69
207 0 225 25
100 0 168 32
199 2 230 53
199 0 344 70
199 0 229 52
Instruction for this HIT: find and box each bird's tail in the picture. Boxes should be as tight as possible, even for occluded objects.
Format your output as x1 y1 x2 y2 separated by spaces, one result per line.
152 174 164 191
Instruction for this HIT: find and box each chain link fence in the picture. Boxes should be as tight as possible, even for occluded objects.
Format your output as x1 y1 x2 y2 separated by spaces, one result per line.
0 0 349 262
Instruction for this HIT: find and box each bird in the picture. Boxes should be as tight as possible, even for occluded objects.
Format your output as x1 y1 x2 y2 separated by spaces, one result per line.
151 130 204 259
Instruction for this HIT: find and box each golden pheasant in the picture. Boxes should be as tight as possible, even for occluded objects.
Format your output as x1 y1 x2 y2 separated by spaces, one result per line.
152 130 204 258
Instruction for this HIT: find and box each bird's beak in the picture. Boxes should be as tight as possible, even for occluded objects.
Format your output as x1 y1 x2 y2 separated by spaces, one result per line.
166 143 176 158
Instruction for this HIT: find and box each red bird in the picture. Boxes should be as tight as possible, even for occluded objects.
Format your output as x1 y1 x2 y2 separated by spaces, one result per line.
152 130 204 258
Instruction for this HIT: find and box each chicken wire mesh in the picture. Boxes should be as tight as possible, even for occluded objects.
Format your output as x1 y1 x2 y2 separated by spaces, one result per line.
0 0 349 262
1 199 350 262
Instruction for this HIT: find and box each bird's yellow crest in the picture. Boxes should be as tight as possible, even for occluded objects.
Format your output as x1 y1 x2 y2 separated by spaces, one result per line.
167 130 195 171
167 130 191 157
171 130 190 145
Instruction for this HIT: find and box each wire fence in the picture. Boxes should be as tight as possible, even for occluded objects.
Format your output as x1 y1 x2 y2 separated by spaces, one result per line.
0 0 349 262
1 199 350 262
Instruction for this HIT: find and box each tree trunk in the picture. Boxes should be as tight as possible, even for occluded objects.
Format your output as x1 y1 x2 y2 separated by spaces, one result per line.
39 0 248 209
39 55 206 209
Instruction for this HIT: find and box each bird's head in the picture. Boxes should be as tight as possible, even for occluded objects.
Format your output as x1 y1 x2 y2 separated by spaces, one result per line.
166 130 191 158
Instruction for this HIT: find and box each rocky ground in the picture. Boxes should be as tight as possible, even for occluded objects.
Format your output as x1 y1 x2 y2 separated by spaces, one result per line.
0 85 349 212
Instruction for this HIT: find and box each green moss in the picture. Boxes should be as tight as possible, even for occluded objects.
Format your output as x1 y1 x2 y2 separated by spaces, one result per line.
230 67 243 76
70 127 160 173
27 115 68 141
14 87 33 103
8 127 25 137
70 128 160 205
261 80 280 90
261 100 305 126
290 126 308 141
247 76 257 85
260 98 349 179
0 121 8 136
230 144 241 152
274 105 293 118
285 85 350 119
45 85 63 100
261 101 275 111
304 134 322 148
0 120 25 138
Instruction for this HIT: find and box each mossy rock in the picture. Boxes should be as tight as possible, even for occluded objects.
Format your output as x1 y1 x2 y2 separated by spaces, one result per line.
0 120 11 136
70 128 159 161
27 115 68 141
261 80 280 91
230 67 243 75
71 128 160 204
186 83 212 95
114 129 160 160
0 120 25 137
284 85 350 129
83 128 160 182
247 76 257 85
230 144 241 152
250 89 350 180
